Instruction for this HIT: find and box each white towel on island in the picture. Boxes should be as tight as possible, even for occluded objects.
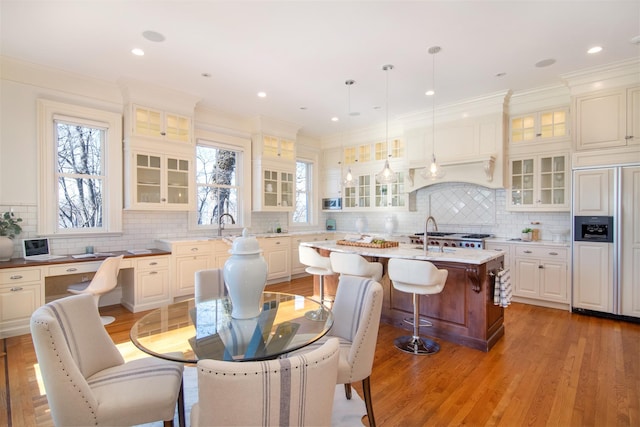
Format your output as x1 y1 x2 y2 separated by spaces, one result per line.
494 268 512 308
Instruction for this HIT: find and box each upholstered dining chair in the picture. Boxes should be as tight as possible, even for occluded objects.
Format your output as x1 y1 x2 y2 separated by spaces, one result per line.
30 293 185 427
191 337 340 427
194 268 225 301
329 251 383 282
285 275 383 427
67 255 123 325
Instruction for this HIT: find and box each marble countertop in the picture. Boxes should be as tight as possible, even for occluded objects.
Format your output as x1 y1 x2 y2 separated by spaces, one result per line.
301 240 503 265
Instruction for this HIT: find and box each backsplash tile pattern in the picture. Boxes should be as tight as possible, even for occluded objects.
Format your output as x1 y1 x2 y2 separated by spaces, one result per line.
1 180 571 258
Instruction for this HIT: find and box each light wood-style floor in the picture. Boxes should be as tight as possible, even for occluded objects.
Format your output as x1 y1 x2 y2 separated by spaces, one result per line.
2 276 640 426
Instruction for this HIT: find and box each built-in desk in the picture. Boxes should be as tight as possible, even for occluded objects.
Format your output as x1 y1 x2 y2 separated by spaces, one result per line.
0 250 171 338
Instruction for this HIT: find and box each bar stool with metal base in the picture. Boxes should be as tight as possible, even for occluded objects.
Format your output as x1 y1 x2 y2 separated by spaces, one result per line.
299 245 333 321
388 258 448 354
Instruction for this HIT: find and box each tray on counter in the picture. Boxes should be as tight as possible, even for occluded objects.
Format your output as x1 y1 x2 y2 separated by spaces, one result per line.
336 240 399 249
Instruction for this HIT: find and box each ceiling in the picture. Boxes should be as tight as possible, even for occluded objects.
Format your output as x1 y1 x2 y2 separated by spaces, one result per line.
2 1 639 140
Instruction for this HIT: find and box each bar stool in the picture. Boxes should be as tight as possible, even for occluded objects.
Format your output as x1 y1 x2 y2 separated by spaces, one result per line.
388 258 448 355
329 252 383 282
299 246 333 320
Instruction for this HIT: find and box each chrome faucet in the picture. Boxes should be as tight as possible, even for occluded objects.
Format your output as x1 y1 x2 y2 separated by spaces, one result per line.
424 215 438 252
218 213 236 236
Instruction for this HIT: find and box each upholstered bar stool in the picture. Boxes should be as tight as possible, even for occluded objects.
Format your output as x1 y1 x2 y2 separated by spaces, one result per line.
388 258 448 355
329 252 383 282
299 245 333 320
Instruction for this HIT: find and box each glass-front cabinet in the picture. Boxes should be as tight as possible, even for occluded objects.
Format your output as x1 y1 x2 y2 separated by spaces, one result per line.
343 171 406 210
129 152 192 210
132 105 192 144
510 108 568 144
261 136 295 161
509 153 568 211
375 172 406 208
256 168 294 211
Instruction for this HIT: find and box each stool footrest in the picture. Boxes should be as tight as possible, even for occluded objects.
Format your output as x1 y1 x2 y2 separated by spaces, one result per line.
394 335 440 355
402 317 432 328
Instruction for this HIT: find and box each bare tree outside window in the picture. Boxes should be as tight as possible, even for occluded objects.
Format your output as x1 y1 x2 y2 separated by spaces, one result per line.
294 160 311 223
196 144 239 226
55 121 104 229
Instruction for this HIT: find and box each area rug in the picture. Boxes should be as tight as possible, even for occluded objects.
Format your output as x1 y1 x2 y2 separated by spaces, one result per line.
140 366 366 426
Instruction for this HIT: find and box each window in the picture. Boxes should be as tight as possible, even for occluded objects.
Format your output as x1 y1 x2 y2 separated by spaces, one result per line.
195 142 241 228
293 160 312 224
38 99 122 235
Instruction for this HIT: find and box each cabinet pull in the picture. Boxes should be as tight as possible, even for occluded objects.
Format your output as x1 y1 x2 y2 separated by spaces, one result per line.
494 249 504 252
66 268 78 272
149 271 158 275
275 241 281 245
536 133 542 137
191 247 199 252
625 135 633 140
10 287 23 291
149 262 158 266
523 250 532 254
9 275 23 280
538 265 544 269
548 252 558 256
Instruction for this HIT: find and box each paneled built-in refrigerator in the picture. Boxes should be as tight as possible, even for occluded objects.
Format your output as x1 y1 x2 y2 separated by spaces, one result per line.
572 165 640 319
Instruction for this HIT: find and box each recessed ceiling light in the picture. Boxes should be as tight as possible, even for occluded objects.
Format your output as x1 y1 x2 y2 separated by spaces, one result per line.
300 107 307 110
331 117 339 122
425 90 435 96
495 72 506 78
257 92 267 98
535 58 556 68
587 46 603 54
131 48 144 56
142 30 165 42
201 73 211 78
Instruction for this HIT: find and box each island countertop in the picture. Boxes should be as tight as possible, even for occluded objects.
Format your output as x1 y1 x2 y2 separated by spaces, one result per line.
300 240 503 265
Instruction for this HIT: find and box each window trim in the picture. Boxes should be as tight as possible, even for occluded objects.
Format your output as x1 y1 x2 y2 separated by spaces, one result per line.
292 159 313 226
37 99 122 235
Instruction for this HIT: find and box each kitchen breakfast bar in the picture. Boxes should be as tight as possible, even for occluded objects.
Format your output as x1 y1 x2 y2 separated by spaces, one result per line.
301 241 506 352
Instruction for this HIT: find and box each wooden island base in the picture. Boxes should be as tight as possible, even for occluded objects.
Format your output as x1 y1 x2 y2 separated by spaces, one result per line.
317 252 505 352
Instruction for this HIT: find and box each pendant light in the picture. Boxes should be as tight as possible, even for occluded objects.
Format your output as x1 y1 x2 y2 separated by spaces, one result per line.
421 46 445 181
342 79 355 186
376 64 398 184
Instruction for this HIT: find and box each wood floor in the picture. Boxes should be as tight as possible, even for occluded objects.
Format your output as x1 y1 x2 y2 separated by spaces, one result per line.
2 276 640 426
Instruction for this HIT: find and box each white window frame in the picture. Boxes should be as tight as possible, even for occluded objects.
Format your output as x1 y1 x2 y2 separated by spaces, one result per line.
292 159 313 226
37 99 122 235
191 129 252 231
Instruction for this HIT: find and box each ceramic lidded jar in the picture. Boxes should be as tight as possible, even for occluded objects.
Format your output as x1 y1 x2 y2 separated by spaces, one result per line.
223 228 268 319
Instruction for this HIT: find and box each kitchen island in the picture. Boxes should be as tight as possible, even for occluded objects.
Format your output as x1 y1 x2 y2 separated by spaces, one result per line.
300 241 506 352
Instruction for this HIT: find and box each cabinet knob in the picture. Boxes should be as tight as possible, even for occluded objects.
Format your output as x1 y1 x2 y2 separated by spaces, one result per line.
536 133 542 137
625 135 634 140
538 265 544 269
275 241 281 245
10 287 23 291
161 198 167 202
9 275 23 280
160 132 166 136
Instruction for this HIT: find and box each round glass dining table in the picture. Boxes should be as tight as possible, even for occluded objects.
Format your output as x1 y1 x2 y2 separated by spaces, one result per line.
130 292 333 363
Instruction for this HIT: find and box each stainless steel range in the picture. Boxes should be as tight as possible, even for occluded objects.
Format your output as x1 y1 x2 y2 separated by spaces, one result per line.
409 232 493 250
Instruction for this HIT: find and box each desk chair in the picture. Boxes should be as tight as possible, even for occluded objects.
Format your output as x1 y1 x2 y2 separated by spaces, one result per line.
30 293 185 427
329 251 383 282
191 338 340 427
388 258 448 355
67 255 123 325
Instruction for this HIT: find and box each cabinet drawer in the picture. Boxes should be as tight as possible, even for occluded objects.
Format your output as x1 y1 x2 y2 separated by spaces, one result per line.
136 256 170 270
174 242 211 255
0 268 42 284
515 246 568 260
260 237 291 250
48 261 102 276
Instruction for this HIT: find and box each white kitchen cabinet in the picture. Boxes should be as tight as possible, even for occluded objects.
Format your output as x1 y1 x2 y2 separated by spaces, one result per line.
130 104 192 144
572 241 613 313
125 151 193 211
508 153 569 211
513 245 569 307
259 237 290 281
344 139 404 166
172 241 212 298
291 234 334 275
212 239 232 269
574 85 639 151
130 256 171 311
573 168 614 216
343 169 406 211
253 167 295 212
257 135 296 161
0 267 43 338
510 108 569 145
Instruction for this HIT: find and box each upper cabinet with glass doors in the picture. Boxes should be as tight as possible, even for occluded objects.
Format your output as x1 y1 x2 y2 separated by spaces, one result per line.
510 108 568 145
508 153 569 211
343 171 407 210
131 104 192 144
258 135 296 162
343 139 404 165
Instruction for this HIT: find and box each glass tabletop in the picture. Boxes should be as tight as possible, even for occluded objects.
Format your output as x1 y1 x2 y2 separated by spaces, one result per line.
130 292 333 363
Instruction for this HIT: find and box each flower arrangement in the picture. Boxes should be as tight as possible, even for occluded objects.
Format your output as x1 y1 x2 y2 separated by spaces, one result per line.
0 211 23 239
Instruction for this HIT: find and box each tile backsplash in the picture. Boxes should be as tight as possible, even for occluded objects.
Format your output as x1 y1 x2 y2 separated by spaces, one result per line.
1 181 571 256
